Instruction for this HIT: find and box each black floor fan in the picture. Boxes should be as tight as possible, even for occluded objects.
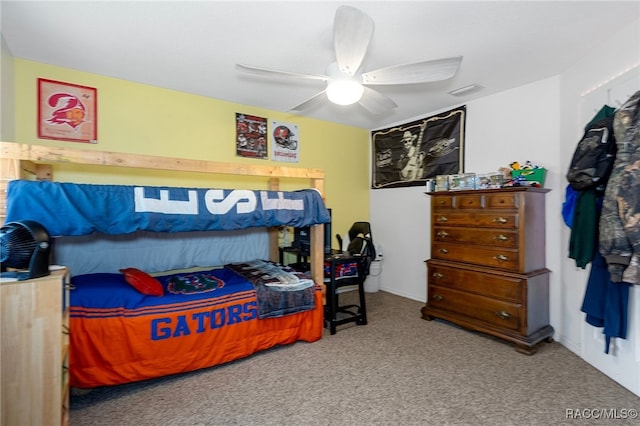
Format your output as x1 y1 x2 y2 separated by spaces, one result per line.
0 220 51 280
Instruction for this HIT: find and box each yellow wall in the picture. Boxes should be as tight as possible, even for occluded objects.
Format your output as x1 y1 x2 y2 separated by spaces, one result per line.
1 36 15 141
10 59 371 239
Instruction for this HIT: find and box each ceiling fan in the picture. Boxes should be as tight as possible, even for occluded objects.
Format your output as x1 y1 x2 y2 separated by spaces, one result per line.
236 5 462 114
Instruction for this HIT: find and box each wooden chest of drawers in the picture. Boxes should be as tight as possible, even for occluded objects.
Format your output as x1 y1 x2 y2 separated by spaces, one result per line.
1 268 70 425
421 187 553 354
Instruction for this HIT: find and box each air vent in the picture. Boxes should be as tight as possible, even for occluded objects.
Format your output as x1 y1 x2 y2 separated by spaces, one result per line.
448 84 484 97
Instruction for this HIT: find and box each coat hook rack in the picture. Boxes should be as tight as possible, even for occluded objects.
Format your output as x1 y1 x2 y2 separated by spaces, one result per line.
581 63 639 97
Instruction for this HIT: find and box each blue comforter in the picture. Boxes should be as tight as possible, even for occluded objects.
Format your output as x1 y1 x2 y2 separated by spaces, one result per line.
6 180 330 236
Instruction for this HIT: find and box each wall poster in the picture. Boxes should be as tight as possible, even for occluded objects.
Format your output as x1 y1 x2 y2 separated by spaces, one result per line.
270 121 299 163
236 113 268 159
371 105 466 189
38 78 97 143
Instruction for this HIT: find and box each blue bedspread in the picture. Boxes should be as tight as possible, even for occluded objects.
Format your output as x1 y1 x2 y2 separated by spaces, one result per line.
71 263 316 320
70 267 253 312
6 180 330 236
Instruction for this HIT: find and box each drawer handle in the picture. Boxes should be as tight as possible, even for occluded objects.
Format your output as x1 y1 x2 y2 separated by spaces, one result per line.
439 248 449 254
432 295 444 302
62 325 70 335
432 272 444 279
437 216 448 222
493 217 508 224
64 283 76 290
494 234 509 242
437 231 449 238
493 254 509 262
495 311 511 320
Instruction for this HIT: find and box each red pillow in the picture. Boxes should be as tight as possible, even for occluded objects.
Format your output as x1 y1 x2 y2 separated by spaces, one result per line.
119 268 164 296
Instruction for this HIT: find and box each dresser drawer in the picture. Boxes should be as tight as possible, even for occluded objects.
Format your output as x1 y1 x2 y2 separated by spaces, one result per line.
432 193 520 211
433 226 518 247
432 212 518 228
432 242 519 271
486 192 519 209
431 195 454 208
454 194 484 209
427 261 522 303
428 285 521 331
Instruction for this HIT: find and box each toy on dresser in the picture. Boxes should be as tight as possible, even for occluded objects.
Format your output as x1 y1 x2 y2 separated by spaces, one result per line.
503 161 546 188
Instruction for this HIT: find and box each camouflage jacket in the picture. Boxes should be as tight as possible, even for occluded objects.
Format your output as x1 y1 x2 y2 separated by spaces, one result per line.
599 90 640 284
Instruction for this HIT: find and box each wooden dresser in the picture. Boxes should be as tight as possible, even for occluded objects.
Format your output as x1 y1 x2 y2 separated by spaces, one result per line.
1 268 70 425
421 187 553 354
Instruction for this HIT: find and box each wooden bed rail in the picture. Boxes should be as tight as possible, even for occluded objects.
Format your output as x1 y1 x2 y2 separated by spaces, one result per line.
0 141 327 290
0 141 325 179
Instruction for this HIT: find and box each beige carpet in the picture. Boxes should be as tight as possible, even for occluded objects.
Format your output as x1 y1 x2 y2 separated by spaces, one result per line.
70 291 639 425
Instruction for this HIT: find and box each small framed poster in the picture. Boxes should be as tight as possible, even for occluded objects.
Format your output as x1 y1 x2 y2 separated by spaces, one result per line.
236 113 268 159
38 78 97 143
270 120 299 163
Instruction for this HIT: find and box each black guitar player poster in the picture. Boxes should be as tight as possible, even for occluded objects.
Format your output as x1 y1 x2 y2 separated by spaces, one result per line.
371 106 466 189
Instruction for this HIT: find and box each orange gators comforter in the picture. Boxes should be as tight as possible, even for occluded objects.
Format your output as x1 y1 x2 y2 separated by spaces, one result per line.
69 266 323 388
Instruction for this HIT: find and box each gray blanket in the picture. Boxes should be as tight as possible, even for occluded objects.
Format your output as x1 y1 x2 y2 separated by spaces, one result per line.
226 260 317 319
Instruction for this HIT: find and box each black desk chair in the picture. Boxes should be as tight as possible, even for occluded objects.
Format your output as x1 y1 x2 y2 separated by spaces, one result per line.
281 222 374 334
324 253 368 335
324 221 375 334
346 222 376 275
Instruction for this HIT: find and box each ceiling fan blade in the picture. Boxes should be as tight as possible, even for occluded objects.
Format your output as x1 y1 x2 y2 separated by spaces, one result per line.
289 91 327 111
359 86 398 114
362 56 463 85
236 64 328 81
334 6 374 76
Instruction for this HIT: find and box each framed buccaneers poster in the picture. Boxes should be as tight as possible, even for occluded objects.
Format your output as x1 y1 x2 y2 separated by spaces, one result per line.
38 78 97 143
270 120 299 163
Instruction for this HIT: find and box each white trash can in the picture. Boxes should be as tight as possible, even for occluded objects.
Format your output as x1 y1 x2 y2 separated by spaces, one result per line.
364 259 382 293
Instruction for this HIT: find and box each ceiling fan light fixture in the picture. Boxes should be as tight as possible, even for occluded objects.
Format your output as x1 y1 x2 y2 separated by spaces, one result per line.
326 80 364 105
237 8 465 113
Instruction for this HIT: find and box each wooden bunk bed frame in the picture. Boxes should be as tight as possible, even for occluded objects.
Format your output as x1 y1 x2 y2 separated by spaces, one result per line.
0 141 327 289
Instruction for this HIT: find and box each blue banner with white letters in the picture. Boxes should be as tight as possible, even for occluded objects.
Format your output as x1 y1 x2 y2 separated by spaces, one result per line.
6 180 330 236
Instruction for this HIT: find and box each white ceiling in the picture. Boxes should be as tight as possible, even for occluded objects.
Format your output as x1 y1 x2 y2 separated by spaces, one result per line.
2 1 639 129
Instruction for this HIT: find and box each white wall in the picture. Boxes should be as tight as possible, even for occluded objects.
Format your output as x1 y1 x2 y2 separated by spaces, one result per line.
370 76 562 300
370 77 561 302
370 18 640 396
557 20 640 395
